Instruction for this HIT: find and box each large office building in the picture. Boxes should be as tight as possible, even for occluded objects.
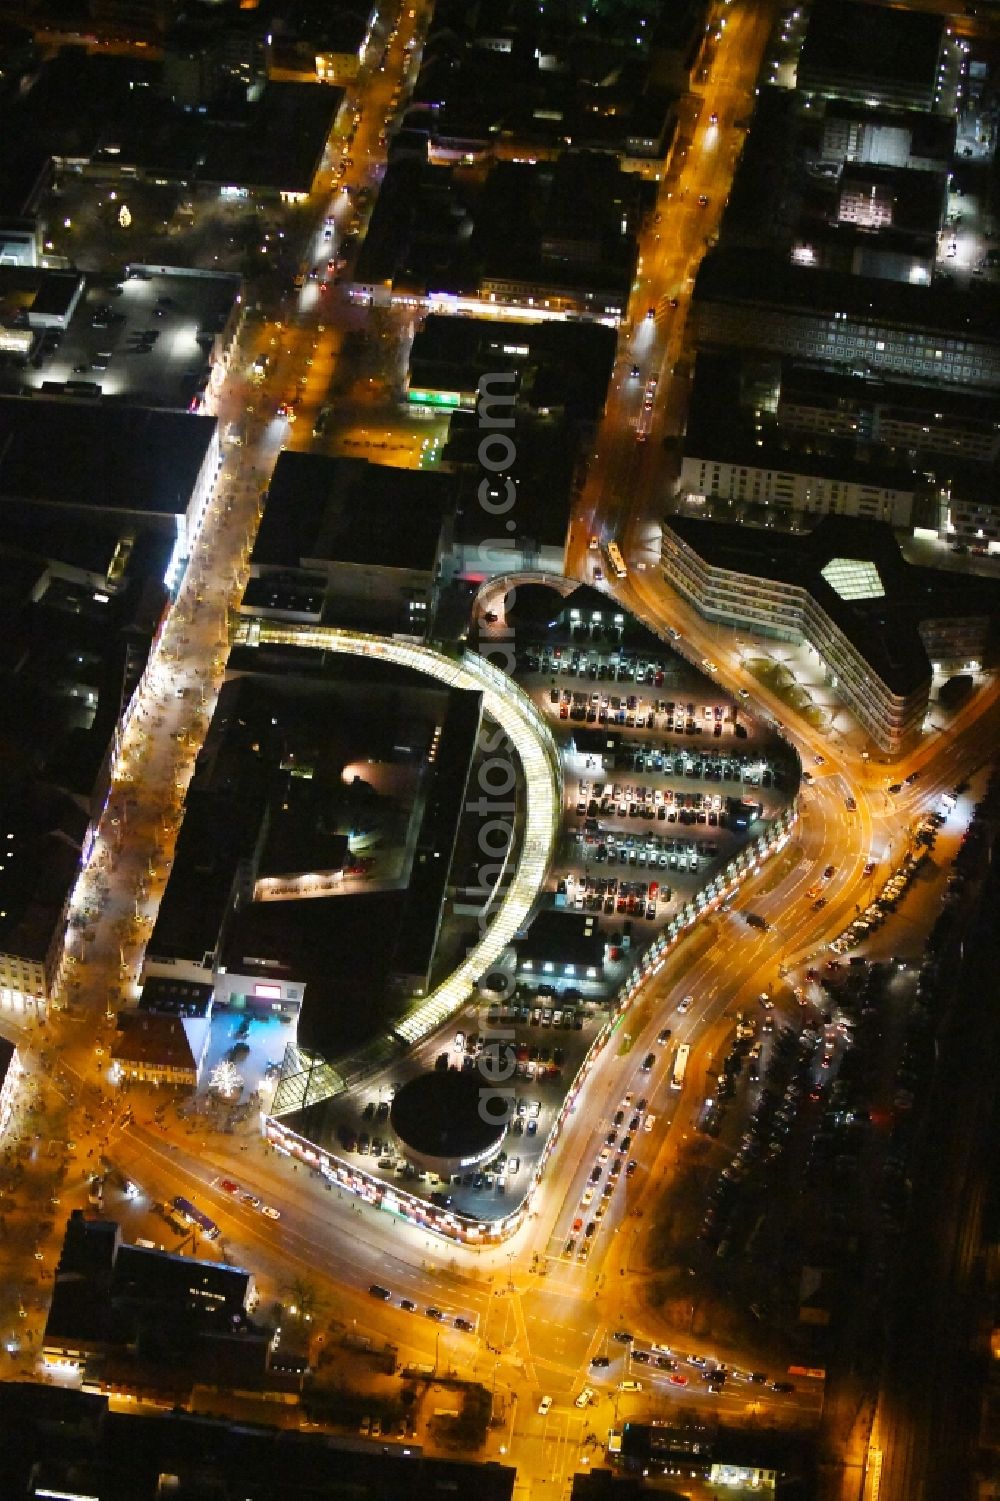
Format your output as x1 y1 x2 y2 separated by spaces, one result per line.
42 1210 260 1387
0 395 220 559
772 365 1000 465
661 515 1000 754
717 87 954 288
406 315 617 430
691 248 1000 392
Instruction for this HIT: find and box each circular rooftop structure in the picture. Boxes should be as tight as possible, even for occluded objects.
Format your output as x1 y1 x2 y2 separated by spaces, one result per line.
390 1070 507 1177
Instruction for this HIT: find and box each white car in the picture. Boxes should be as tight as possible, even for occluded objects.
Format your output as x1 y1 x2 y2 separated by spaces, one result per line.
575 1386 595 1409
677 995 693 1014
538 1395 553 1415
644 1114 657 1133
261 1205 281 1220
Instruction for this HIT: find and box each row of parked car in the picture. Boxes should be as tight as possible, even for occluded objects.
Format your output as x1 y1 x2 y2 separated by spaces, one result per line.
576 829 717 872
525 649 671 684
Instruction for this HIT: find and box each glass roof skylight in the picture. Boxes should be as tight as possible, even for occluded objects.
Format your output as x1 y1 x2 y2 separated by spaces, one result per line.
821 557 885 602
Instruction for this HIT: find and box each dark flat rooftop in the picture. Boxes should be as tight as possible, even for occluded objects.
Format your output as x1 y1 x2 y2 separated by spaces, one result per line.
0 396 217 520
226 891 406 1058
138 977 214 1018
516 909 605 968
693 247 1000 340
0 775 86 962
822 98 956 161
253 453 453 573
356 153 639 303
390 1068 507 1160
2 51 342 195
449 411 576 551
799 0 944 91
409 313 616 425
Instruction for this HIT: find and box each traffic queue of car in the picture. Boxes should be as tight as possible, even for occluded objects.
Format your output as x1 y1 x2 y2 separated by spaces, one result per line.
586 1331 794 1398
563 1085 657 1263
367 1283 476 1334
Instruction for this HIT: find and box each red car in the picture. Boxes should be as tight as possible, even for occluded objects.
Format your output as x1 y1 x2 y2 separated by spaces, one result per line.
668 1372 689 1387
220 1179 240 1194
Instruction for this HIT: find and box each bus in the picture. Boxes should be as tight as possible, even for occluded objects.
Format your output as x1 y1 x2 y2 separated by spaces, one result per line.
604 541 628 579
172 1195 220 1241
671 1044 691 1092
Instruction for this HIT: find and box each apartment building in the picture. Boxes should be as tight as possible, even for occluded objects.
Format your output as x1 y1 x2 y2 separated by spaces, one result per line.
775 367 1000 464
679 454 915 527
677 355 919 526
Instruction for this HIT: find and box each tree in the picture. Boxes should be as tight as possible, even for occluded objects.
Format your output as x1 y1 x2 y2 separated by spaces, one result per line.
282 1275 328 1325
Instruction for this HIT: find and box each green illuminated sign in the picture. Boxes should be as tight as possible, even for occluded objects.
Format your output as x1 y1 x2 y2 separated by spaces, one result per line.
407 389 460 407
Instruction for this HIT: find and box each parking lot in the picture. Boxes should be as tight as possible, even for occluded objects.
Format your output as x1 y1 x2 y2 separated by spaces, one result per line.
314 994 604 1225
547 698 792 939
277 614 795 1233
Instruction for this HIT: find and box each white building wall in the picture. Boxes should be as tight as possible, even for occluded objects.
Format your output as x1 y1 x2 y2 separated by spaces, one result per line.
679 453 914 526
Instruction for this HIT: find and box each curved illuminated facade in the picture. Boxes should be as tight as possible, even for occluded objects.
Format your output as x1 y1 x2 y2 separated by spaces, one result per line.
390 1071 507 1179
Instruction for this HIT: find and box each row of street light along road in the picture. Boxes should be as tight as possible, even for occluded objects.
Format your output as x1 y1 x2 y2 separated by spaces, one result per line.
3 0 1000 1495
